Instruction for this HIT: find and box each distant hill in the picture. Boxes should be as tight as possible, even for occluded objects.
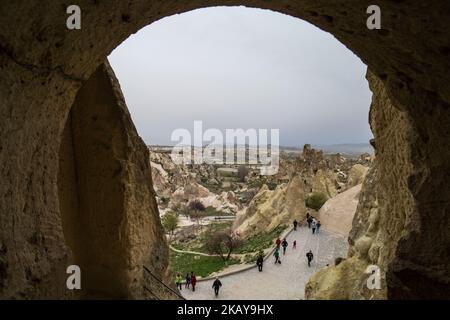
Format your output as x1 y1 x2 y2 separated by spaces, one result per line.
149 143 374 158
315 143 373 157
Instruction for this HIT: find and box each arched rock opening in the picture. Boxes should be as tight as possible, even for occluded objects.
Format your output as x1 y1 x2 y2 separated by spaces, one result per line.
0 1 449 299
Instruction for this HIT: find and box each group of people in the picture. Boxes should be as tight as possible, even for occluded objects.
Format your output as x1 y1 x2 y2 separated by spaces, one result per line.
175 272 223 297
175 213 322 298
306 213 321 234
270 214 320 267
175 271 197 292
272 237 294 265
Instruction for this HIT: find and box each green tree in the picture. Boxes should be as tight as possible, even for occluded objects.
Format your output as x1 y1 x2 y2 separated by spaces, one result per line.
162 211 179 241
305 192 328 211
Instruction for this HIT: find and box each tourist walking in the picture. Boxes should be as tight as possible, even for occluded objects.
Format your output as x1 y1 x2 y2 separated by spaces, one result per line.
256 254 264 272
185 272 191 289
316 221 321 234
275 237 281 249
306 250 314 267
190 272 197 292
175 272 183 291
293 240 297 249
274 248 281 264
312 220 317 234
293 219 298 231
212 277 222 297
281 238 288 255
307 216 313 229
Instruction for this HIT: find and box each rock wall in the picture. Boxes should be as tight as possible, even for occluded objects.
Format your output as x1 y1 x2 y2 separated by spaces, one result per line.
306 164 383 299
57 62 173 299
307 69 450 299
317 184 362 237
346 164 369 189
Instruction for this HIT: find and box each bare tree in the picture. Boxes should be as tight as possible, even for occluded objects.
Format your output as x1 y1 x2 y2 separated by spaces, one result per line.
205 227 241 261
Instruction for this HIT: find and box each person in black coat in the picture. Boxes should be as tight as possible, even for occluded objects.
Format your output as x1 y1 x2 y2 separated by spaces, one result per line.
281 238 288 255
212 277 222 297
307 216 313 229
306 250 314 267
256 254 264 272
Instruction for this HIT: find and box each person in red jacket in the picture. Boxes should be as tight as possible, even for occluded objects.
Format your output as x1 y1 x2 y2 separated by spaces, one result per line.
190 271 197 292
275 238 281 249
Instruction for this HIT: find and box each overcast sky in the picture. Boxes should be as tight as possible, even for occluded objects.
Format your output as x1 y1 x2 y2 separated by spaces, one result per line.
108 6 372 147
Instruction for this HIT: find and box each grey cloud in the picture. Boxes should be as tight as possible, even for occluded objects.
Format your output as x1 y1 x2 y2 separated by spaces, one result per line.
108 6 372 147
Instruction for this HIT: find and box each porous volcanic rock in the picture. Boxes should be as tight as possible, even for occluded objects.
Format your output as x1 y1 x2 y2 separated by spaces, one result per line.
346 164 369 189
233 176 306 238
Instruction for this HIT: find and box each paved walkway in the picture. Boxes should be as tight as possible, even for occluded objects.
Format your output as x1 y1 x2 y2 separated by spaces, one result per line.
181 226 348 300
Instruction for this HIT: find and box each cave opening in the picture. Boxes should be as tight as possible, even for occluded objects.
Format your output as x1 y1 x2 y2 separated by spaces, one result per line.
58 6 373 300
2 1 448 300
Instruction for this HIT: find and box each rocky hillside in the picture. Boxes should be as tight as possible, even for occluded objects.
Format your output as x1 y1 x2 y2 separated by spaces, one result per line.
149 144 371 242
232 144 371 238
150 151 242 214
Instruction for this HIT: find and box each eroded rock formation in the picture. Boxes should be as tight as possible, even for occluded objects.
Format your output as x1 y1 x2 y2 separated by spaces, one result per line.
150 151 241 214
346 164 369 189
233 176 306 238
317 184 362 237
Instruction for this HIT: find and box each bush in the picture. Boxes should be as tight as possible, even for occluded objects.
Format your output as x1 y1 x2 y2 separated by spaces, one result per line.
305 192 328 210
266 182 277 190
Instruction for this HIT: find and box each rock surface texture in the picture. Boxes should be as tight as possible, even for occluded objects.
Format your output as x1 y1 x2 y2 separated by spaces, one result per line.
57 62 173 299
317 184 362 237
233 176 306 238
346 164 369 189
1 1 449 299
